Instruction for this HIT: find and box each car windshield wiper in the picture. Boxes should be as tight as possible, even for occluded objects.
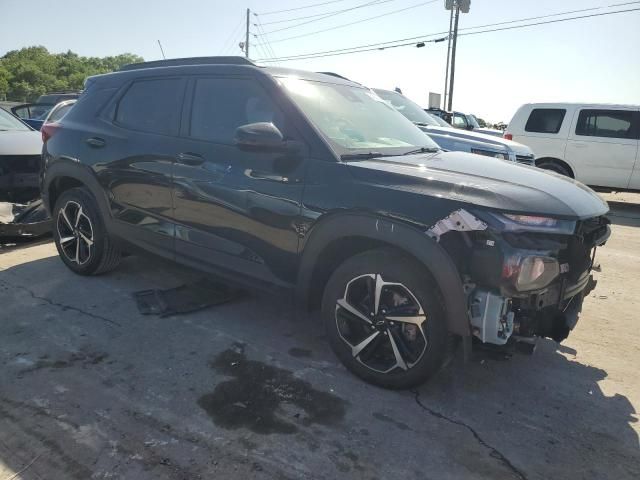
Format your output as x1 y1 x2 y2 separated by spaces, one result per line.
340 152 389 161
402 147 440 155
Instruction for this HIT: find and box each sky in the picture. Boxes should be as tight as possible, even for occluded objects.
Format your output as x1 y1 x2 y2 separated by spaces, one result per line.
1 0 639 122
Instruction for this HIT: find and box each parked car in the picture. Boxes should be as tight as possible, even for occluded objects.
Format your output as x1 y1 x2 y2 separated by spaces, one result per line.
10 92 81 131
505 103 640 189
10 103 55 130
374 88 535 165
451 111 504 137
0 108 51 237
42 57 610 389
42 99 77 126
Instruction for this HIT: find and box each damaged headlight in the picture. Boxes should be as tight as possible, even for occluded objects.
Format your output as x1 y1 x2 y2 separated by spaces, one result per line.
479 212 576 234
502 254 560 291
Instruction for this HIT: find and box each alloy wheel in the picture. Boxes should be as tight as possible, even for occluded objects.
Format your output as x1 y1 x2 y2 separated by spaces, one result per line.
57 200 94 265
335 274 428 374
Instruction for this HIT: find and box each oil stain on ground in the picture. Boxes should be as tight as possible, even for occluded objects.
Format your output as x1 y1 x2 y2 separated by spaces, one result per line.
198 344 347 434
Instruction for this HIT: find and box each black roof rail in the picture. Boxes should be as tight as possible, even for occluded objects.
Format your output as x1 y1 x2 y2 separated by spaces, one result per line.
119 56 255 71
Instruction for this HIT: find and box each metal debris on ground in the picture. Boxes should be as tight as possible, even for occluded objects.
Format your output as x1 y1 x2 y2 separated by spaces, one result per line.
133 278 243 317
0 199 51 239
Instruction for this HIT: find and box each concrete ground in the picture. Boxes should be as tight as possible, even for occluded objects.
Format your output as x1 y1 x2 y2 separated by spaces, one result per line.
0 203 639 480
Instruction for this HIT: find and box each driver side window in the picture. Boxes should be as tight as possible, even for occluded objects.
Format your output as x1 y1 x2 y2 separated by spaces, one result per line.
189 78 285 144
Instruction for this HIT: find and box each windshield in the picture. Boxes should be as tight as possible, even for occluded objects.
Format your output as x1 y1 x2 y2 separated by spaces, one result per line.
47 102 74 123
279 77 438 153
0 108 31 131
467 114 481 128
373 89 440 127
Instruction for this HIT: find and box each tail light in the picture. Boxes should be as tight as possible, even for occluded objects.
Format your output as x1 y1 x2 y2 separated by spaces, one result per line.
503 133 513 140
41 123 61 143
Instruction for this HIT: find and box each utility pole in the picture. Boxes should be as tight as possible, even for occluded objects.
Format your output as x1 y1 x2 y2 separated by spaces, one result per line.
447 4 460 111
245 8 250 59
442 7 454 109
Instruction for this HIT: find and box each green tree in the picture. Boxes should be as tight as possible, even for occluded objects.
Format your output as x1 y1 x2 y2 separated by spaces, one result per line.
0 46 143 102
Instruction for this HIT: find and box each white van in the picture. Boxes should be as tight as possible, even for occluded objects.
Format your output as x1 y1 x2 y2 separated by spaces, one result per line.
505 103 640 189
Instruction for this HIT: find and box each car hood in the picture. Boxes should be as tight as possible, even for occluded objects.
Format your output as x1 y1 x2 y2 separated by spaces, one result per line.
347 151 608 220
0 130 42 155
425 126 533 156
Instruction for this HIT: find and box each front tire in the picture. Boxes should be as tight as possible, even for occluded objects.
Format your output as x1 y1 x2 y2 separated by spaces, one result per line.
53 187 121 275
537 160 571 177
321 248 448 389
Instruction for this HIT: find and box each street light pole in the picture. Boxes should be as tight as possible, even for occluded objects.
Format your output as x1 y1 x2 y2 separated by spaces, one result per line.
447 4 460 111
245 8 250 59
442 7 454 109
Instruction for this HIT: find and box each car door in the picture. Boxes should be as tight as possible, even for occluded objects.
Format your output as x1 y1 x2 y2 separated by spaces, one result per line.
565 108 639 188
171 75 306 287
625 111 640 189
95 76 186 256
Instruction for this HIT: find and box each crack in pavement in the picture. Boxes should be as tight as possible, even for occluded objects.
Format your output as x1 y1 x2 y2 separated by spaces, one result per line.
412 390 528 480
0 279 122 327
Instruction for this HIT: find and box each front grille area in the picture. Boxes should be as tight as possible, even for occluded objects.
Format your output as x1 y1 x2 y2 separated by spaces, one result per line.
0 155 42 202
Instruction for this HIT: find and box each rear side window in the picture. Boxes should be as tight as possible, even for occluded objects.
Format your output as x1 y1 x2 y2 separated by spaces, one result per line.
525 108 566 134
189 77 283 144
116 78 183 135
575 109 636 139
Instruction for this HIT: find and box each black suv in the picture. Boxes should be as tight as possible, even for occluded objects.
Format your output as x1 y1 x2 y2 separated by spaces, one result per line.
41 57 611 388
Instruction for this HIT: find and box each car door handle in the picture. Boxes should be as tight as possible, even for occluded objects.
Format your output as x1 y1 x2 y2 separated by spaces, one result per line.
176 152 205 166
86 137 105 148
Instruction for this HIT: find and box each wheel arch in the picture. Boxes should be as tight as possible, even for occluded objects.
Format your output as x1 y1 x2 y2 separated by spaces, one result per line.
535 157 575 178
296 212 470 337
43 161 111 221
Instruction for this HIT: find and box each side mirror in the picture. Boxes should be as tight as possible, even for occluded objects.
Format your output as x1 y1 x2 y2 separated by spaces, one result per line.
234 122 284 150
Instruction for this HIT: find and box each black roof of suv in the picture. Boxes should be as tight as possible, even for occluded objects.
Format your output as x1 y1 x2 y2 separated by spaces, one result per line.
41 56 610 389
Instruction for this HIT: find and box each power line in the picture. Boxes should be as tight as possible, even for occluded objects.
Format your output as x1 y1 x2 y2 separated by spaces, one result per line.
255 6 640 62
258 0 394 31
257 0 639 48
254 20 279 63
259 0 355 16
258 0 439 45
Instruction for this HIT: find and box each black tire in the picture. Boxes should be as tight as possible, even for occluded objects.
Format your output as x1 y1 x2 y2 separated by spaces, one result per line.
321 247 448 389
52 187 121 275
537 160 572 178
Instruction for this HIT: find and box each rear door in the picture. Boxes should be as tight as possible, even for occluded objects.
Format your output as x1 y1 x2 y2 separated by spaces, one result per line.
565 108 638 188
627 110 640 189
96 76 186 256
170 75 306 287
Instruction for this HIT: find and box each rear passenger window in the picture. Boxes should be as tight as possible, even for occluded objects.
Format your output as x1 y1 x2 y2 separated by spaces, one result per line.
575 109 636 139
189 78 283 143
525 109 566 134
116 78 183 135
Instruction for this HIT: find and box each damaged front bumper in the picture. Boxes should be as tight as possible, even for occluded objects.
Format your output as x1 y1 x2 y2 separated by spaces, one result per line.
0 154 52 239
0 199 52 238
432 209 611 348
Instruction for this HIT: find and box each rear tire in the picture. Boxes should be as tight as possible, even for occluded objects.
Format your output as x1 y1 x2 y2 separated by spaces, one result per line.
52 187 121 275
537 160 572 177
321 247 448 389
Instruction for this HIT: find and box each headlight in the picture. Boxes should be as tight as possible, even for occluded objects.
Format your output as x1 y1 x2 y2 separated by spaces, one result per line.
480 212 576 234
503 214 558 227
471 148 509 160
503 254 560 291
